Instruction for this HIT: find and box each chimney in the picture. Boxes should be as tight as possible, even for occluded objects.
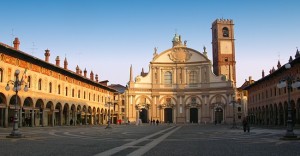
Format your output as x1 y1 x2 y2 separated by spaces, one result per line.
55 56 60 67
90 71 94 81
13 37 20 50
84 68 87 77
80 70 82 75
262 70 265 78
76 65 80 74
277 60 281 69
249 76 252 83
95 74 99 82
64 57 68 70
44 49 50 62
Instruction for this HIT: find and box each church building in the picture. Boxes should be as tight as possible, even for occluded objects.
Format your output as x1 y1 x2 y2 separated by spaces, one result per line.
126 19 237 124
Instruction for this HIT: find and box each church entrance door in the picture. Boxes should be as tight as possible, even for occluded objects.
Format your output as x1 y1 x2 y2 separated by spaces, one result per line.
164 108 173 123
190 108 198 123
139 108 148 123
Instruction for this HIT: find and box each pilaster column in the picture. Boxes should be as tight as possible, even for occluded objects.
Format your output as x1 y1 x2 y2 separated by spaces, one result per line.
211 108 214 123
173 107 176 124
186 108 189 123
198 108 201 123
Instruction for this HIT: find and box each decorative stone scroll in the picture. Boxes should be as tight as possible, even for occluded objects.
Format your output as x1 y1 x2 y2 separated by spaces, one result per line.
168 48 192 62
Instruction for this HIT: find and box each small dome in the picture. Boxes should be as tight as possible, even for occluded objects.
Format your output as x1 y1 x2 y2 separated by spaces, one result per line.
172 34 180 42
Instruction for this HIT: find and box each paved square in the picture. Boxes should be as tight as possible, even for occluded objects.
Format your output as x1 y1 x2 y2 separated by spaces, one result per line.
0 124 299 156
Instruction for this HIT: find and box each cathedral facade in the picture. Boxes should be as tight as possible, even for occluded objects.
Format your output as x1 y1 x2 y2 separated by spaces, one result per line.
126 19 237 124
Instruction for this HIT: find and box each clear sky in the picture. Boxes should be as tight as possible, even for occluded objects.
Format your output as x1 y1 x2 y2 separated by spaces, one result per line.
1 0 299 87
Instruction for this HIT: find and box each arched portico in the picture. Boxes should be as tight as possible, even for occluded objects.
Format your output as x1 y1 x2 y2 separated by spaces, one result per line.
55 103 62 126
35 99 44 127
70 104 76 126
63 103 69 126
22 97 33 127
77 105 82 125
96 108 100 125
0 93 7 128
46 101 54 126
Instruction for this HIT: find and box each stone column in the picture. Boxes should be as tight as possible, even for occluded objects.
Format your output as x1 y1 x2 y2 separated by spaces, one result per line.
85 112 87 125
31 109 35 127
19 108 22 127
60 110 63 126
4 107 8 128
42 109 45 127
51 111 54 126
74 110 77 126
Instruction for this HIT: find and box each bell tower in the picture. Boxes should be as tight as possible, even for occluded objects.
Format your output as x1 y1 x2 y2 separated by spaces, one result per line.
211 19 236 85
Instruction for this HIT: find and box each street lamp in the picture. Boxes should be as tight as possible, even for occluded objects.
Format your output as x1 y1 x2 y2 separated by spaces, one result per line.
105 96 112 129
277 63 300 139
230 95 237 129
5 69 28 138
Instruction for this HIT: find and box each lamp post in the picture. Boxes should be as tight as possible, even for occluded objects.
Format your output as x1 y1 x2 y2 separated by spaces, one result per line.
231 95 237 129
277 63 300 139
5 69 28 138
105 96 112 129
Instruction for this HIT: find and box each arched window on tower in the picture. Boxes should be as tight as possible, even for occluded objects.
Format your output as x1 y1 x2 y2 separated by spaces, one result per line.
164 71 172 85
38 79 42 90
222 27 229 37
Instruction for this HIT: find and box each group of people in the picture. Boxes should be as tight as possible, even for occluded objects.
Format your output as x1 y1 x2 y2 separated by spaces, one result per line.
150 119 160 125
24 116 32 127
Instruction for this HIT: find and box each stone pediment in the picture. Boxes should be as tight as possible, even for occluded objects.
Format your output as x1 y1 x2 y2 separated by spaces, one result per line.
168 48 192 62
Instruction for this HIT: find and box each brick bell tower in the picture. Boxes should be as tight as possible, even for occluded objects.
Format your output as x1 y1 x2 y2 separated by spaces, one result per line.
211 19 236 86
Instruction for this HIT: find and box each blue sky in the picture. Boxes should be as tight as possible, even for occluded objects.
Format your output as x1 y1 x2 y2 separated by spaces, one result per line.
1 0 299 86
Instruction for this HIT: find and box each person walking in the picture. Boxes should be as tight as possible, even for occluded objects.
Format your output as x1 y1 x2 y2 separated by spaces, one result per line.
243 117 250 132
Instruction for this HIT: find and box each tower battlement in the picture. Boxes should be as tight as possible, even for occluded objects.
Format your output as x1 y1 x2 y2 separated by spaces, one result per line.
212 18 234 25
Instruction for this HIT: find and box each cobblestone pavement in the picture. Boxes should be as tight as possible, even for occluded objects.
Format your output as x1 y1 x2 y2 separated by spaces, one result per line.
0 124 299 156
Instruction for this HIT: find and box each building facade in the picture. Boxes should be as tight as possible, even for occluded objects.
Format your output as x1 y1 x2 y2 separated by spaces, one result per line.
126 19 237 124
0 38 118 128
246 50 300 126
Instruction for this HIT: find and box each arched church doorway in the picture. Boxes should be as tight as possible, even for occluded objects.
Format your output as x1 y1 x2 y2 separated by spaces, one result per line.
139 108 148 123
164 108 173 123
215 107 223 124
190 108 198 123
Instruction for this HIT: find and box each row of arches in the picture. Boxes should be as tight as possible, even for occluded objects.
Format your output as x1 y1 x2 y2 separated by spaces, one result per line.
248 99 300 126
138 107 225 124
132 93 233 124
0 92 114 128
